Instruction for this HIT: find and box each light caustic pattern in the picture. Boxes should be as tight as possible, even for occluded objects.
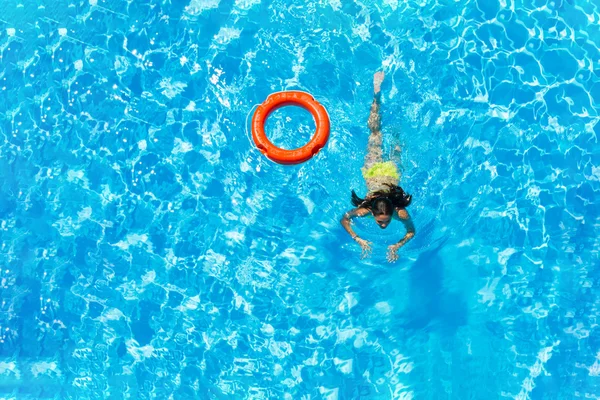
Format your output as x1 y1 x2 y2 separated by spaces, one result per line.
0 0 599 398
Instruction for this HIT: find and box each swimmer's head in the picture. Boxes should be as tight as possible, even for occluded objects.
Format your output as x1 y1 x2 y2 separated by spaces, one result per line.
371 197 393 229
350 185 412 230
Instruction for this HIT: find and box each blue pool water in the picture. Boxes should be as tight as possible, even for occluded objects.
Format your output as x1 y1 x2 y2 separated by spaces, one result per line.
1 0 600 398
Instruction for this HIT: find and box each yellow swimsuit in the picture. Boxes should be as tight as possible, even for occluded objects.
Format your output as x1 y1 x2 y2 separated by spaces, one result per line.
362 161 400 194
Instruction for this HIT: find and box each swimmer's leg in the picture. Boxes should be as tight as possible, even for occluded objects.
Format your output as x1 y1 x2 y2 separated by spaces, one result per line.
363 72 385 171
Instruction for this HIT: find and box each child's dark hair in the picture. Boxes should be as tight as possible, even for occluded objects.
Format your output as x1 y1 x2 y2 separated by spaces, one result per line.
351 184 412 215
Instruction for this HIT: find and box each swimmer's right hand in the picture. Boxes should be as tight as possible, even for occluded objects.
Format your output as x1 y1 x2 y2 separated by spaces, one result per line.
355 238 372 259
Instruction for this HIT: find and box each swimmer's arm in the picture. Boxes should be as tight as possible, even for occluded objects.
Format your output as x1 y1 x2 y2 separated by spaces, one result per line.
340 207 369 241
394 208 415 248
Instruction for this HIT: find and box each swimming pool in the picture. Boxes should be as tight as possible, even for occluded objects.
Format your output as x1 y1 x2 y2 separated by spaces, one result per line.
1 0 599 398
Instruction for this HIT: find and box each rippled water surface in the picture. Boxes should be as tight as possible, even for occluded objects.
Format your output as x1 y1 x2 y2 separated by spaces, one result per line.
1 0 600 398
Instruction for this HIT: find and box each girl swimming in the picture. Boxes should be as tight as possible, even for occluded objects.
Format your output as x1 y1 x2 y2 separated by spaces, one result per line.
340 72 415 262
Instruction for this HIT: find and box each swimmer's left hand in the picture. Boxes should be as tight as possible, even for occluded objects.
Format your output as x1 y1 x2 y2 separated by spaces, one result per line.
387 244 401 263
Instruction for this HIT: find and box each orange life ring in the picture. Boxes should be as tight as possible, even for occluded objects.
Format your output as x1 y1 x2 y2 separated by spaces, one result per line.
251 91 330 165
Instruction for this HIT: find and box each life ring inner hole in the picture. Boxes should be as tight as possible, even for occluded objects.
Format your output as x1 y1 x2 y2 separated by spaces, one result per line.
263 105 317 150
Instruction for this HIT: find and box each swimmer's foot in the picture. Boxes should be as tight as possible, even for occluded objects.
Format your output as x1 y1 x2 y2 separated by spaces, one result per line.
373 71 385 95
